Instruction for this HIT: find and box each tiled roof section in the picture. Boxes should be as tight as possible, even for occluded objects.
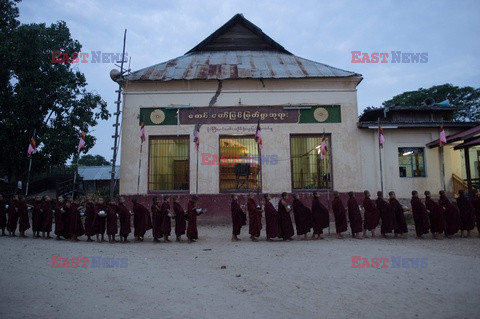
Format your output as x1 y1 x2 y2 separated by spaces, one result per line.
78 166 119 181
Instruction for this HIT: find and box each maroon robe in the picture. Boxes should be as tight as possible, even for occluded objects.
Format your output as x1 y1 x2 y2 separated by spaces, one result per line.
17 200 30 232
151 203 163 239
425 197 445 234
173 202 186 237
54 202 66 237
117 203 131 237
439 195 460 236
376 198 396 235
456 195 476 231
389 198 408 234
32 200 43 232
264 200 281 239
278 200 294 239
68 203 85 237
7 200 19 233
231 199 243 236
410 197 430 237
311 197 329 235
187 200 201 240
332 197 348 234
41 201 53 232
61 202 71 239
471 195 480 232
106 203 118 236
160 202 172 236
84 202 96 237
133 202 149 237
0 200 8 230
347 197 363 234
293 198 311 235
363 197 379 231
248 198 262 237
93 203 107 235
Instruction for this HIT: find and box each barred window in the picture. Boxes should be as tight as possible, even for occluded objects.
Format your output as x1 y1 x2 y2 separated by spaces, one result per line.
149 136 189 191
290 134 332 190
398 147 425 177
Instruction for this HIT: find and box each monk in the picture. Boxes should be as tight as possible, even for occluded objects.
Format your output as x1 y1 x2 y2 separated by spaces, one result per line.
470 189 480 238
456 189 476 238
32 195 43 238
439 190 460 238
0 194 6 236
67 196 85 241
54 195 66 240
173 196 186 241
84 194 96 242
117 196 132 243
292 194 312 240
264 193 281 240
151 197 163 242
375 191 395 238
311 191 329 239
410 191 430 238
187 195 203 243
7 194 19 236
61 196 72 240
160 195 172 242
424 191 445 239
17 195 30 238
332 191 348 239
347 192 363 239
41 195 53 239
94 197 107 243
132 198 149 242
362 190 379 238
106 198 118 243
388 191 408 238
247 193 262 241
278 192 294 241
231 194 244 241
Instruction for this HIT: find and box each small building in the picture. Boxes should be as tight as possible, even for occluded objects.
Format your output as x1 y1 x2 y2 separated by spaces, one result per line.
78 166 120 194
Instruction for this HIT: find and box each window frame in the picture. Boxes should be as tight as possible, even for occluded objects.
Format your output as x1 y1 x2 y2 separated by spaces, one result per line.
397 147 427 178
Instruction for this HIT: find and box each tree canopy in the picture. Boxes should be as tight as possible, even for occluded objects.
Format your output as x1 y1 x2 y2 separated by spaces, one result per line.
0 0 109 182
78 155 110 166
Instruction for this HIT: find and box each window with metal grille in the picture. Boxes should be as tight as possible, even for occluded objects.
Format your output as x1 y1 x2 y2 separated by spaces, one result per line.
219 135 260 192
149 136 189 191
290 134 332 190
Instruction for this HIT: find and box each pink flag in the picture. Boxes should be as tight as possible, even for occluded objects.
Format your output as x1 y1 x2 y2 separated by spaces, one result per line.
27 137 37 157
439 125 447 147
193 125 200 150
77 131 86 153
255 122 262 150
379 124 385 148
140 122 146 143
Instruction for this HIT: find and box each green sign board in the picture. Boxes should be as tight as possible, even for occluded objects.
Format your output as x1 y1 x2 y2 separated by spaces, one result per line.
299 105 341 123
139 108 177 126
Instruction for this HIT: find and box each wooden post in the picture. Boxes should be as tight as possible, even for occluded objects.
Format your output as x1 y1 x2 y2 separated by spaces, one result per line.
465 147 473 195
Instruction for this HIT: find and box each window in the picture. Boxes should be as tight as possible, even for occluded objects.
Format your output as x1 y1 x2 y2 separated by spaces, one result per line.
398 147 425 177
290 134 332 190
149 136 189 191
219 135 260 192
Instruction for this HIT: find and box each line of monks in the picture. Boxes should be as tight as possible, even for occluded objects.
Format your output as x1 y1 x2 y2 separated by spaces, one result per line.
231 189 480 241
0 193 204 243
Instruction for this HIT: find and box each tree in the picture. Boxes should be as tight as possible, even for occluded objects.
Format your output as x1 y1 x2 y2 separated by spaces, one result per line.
0 0 109 183
78 155 110 166
382 84 480 121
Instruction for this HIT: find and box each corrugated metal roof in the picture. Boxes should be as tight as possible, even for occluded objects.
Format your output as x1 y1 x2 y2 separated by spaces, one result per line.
124 51 361 82
78 166 119 181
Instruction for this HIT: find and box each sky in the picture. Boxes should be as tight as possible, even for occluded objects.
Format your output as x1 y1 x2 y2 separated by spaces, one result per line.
17 0 480 163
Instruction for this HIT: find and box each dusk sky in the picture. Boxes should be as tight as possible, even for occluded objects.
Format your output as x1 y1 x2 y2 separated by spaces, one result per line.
17 0 480 162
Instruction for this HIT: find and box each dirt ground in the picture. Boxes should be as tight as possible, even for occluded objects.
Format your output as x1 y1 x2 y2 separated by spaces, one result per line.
1 224 479 319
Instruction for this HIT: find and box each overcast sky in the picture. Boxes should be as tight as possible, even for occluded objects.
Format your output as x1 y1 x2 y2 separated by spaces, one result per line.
17 0 480 162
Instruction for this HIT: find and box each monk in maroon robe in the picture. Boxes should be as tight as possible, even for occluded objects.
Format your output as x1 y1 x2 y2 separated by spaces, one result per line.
347 192 363 239
388 191 408 238
67 197 85 241
93 197 107 242
456 190 476 237
311 192 329 239
106 199 118 243
160 196 172 242
375 192 396 238
0 194 7 236
410 191 430 238
41 196 53 239
362 191 379 238
151 197 163 242
231 194 244 241
439 191 460 238
54 196 66 240
264 194 281 240
32 195 43 238
173 196 186 241
117 196 131 242
84 194 96 242
278 192 294 241
424 191 445 239
7 194 19 236
132 198 148 242
470 189 480 238
17 195 30 238
293 194 311 240
332 191 348 238
187 196 203 243
248 193 262 241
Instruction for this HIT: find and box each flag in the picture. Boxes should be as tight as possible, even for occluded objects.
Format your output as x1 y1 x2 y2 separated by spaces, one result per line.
140 122 146 143
379 124 385 148
255 122 263 149
439 125 447 146
193 125 200 150
77 131 86 153
27 136 37 157
319 132 327 159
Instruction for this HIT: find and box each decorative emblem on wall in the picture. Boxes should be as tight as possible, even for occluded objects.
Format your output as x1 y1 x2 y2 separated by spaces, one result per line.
313 107 329 122
150 109 165 124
